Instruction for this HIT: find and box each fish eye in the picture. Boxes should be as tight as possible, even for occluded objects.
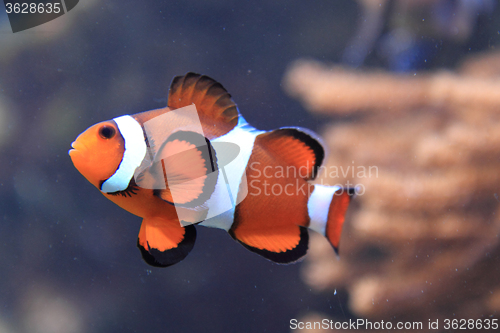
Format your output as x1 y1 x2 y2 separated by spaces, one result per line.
99 125 116 139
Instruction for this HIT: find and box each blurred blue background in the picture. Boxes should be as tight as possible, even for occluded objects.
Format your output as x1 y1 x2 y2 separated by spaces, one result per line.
0 1 498 332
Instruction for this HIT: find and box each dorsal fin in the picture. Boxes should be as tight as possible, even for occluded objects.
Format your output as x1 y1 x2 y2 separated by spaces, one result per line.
256 128 325 181
168 73 239 139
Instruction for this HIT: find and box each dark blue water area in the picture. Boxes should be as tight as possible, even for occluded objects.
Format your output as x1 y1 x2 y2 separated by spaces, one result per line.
1 0 499 332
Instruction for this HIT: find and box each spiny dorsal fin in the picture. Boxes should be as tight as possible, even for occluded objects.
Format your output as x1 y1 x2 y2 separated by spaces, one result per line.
168 73 239 139
256 128 325 181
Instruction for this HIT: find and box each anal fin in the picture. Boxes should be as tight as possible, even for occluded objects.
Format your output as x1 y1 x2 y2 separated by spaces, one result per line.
230 226 309 264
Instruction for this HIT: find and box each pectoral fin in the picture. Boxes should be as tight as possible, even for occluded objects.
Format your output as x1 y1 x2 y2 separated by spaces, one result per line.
146 131 219 208
137 217 196 267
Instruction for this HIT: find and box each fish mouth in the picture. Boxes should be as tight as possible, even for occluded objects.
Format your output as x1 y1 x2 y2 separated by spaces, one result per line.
68 141 86 157
68 142 76 156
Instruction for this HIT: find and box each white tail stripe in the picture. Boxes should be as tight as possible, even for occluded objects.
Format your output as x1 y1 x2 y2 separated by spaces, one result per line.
101 115 147 193
308 185 341 235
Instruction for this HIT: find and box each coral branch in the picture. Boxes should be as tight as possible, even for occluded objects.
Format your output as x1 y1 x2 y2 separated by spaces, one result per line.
285 53 500 325
283 60 500 115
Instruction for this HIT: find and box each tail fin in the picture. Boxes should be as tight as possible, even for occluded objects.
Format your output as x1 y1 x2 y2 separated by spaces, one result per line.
307 185 355 254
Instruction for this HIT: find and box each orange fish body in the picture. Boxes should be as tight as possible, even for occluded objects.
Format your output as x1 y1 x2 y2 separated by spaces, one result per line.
69 73 354 267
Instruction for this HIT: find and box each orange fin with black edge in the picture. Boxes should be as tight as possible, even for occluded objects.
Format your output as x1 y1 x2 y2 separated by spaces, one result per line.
229 142 313 264
137 217 196 267
168 72 239 139
229 226 309 264
325 187 355 254
256 128 324 181
144 130 218 208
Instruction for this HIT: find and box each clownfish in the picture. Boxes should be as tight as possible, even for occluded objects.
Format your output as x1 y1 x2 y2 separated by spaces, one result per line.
69 73 354 267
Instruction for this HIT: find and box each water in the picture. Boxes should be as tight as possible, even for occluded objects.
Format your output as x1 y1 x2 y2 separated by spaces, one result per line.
1 1 499 332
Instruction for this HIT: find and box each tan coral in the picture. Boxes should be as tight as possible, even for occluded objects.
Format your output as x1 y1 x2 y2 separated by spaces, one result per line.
285 54 500 329
283 60 500 115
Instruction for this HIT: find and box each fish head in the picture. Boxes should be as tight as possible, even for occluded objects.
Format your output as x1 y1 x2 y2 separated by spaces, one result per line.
69 120 125 189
